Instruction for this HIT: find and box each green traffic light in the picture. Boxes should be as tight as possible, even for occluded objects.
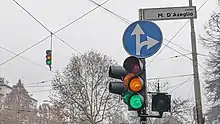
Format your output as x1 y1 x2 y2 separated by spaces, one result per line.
129 94 143 109
46 60 51 65
123 92 134 104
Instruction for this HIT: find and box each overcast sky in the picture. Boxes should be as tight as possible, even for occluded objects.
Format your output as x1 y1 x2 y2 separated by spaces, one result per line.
0 0 218 113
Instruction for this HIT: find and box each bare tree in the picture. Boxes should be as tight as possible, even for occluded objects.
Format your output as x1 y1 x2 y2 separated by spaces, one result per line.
0 79 37 124
200 1 220 122
107 102 130 124
161 98 190 124
37 103 68 124
51 50 119 124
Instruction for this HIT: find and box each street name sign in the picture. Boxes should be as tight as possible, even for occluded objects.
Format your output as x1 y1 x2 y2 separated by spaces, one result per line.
123 21 163 58
140 6 197 21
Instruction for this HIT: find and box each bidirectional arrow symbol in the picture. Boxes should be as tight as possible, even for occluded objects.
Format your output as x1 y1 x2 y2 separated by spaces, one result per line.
131 24 160 55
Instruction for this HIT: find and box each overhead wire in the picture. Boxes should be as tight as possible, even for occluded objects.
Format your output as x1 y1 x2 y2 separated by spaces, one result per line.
88 0 131 24
12 0 210 95
11 0 121 99
163 44 193 60
164 38 191 53
90 0 211 76
146 21 189 67
54 0 110 34
10 0 113 70
169 77 193 93
13 0 110 34
9 0 211 98
0 45 55 73
13 0 107 55
86 0 212 82
13 0 52 33
186 79 208 108
28 80 52 85
10 0 208 70
147 74 193 81
28 85 52 88
168 77 193 90
53 35 82 55
146 0 210 68
0 35 50 67
10 0 210 68
146 0 211 76
7 1 212 111
199 79 206 88
158 53 191 61
166 44 209 74
0 0 110 68
167 42 210 58
25 74 193 89
29 89 51 93
9 0 211 82
87 0 209 66
9 1 211 109
187 82 194 99
197 53 209 57
88 0 212 73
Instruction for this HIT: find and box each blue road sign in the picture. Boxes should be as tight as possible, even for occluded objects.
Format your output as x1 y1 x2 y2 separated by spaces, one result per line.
123 21 163 58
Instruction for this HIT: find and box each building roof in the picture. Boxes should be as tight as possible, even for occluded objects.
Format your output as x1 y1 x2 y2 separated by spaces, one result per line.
0 78 38 103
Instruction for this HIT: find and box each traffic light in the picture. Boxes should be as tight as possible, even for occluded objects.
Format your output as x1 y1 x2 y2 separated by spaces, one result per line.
152 93 171 113
108 56 146 111
46 50 52 66
122 56 146 110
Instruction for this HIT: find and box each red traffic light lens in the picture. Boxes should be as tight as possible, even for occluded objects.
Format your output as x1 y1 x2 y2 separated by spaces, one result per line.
123 56 143 75
132 64 141 74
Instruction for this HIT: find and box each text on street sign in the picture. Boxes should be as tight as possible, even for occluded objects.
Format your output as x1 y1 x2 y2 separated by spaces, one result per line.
140 6 197 21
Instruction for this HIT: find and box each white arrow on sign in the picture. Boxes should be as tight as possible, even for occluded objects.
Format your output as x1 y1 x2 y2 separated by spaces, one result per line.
131 24 160 55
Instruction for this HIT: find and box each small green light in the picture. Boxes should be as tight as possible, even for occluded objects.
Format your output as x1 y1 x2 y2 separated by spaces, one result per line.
129 95 143 109
46 60 51 65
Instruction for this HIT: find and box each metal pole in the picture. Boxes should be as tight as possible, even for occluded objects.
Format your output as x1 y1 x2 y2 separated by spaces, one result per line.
139 10 148 110
139 9 148 124
157 82 160 93
189 0 204 123
140 58 147 124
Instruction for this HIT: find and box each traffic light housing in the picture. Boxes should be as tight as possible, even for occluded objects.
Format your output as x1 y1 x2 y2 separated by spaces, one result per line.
46 50 52 66
123 56 146 110
109 66 126 80
108 66 126 95
152 93 171 113
108 56 146 111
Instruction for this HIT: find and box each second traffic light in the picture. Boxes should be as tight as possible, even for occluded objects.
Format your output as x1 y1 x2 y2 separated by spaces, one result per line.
46 50 52 67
